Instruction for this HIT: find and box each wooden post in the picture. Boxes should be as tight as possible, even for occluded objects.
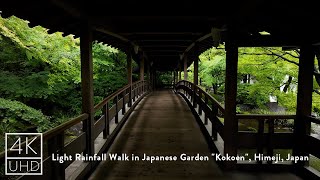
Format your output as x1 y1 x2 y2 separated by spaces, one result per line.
224 40 238 169
80 20 94 157
48 134 65 180
212 103 218 140
127 50 132 107
173 71 176 85
193 57 199 108
257 120 264 164
293 44 314 167
198 90 202 115
150 70 153 90
153 71 156 89
204 96 208 125
267 118 274 164
140 55 145 81
184 56 188 80
103 103 109 138
114 96 119 124
175 71 178 84
178 60 182 83
122 91 126 115
146 59 150 90
140 55 145 93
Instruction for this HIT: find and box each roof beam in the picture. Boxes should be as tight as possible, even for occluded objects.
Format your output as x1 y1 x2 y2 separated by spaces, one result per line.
51 0 81 18
119 32 203 35
135 39 193 42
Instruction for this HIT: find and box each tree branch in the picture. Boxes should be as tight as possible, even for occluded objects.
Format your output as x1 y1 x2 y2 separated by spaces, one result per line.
313 89 320 95
262 48 299 66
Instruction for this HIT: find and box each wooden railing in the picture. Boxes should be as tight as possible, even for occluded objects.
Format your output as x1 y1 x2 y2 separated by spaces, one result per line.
176 80 320 178
306 116 320 167
236 114 295 164
176 82 293 158
175 80 225 142
0 80 150 179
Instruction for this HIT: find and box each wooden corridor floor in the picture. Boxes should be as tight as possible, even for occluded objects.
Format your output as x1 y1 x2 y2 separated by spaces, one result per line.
89 90 224 180
88 90 302 180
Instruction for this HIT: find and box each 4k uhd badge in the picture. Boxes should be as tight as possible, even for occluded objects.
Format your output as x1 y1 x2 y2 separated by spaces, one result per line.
5 133 43 175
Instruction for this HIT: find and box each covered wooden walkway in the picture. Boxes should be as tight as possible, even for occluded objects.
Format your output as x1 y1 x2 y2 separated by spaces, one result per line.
88 90 301 180
89 90 224 179
1 2 320 179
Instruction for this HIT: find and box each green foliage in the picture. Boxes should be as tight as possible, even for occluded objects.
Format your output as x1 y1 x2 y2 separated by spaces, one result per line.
0 16 132 137
198 46 304 112
199 49 226 94
92 41 128 98
0 98 51 133
157 72 173 86
0 16 82 116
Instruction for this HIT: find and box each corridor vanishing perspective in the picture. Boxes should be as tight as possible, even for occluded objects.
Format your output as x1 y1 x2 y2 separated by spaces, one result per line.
1 1 320 180
89 90 223 179
89 90 300 180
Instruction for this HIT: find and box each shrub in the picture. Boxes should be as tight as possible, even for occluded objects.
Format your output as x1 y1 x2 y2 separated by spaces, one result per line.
0 98 51 133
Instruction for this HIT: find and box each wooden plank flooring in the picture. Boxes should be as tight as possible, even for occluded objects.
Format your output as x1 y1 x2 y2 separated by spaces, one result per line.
89 90 224 179
88 90 302 180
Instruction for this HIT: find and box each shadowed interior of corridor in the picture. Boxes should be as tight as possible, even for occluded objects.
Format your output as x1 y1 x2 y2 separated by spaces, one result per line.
88 90 224 179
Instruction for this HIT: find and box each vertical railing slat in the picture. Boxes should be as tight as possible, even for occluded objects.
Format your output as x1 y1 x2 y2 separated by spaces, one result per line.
115 96 119 124
204 95 208 125
212 103 218 141
257 120 265 164
103 104 108 139
198 89 202 115
267 118 274 164
122 90 126 115
48 133 65 180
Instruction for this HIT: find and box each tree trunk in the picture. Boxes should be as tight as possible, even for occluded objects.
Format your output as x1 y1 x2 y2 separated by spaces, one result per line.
314 48 320 87
283 76 293 93
243 74 247 83
212 83 218 94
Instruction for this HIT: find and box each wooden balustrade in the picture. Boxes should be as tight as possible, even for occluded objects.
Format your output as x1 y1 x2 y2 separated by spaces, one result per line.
236 114 295 164
175 80 320 172
0 80 150 179
306 116 320 162
175 80 225 141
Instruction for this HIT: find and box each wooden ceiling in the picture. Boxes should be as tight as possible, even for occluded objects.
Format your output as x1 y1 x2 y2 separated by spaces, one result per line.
1 0 319 71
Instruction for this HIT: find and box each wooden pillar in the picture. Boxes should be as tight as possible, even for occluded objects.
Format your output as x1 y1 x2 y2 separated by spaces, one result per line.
127 50 132 107
140 55 145 81
193 57 199 107
184 56 188 80
80 20 94 156
194 58 198 85
224 41 238 169
178 60 182 82
153 71 156 89
293 44 314 167
147 65 150 82
150 69 153 90
175 71 178 83
150 70 155 90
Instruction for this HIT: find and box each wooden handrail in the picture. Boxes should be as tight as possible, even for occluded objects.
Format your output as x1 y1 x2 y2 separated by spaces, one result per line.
236 114 296 120
176 80 225 113
94 84 130 112
94 80 145 112
0 113 89 160
42 113 89 140
196 85 225 113
308 116 320 124
0 80 149 161
176 80 297 120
